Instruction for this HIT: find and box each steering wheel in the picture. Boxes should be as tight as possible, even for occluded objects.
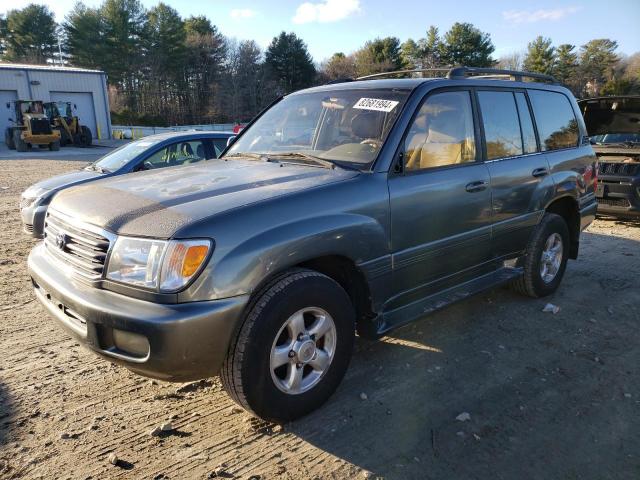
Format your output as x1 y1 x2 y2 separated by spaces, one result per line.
360 138 381 148
143 161 154 170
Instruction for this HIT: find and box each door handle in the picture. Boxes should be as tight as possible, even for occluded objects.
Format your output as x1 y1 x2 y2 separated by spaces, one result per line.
532 167 549 177
465 180 488 193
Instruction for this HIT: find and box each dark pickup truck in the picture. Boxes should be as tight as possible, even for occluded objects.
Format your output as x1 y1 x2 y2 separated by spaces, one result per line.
29 67 598 422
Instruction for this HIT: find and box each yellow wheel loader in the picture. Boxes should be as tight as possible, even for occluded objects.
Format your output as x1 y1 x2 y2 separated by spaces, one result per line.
4 100 61 152
44 101 92 147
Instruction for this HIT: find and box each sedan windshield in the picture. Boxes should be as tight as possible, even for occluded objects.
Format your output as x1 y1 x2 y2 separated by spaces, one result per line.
591 133 640 145
225 88 411 169
88 138 163 172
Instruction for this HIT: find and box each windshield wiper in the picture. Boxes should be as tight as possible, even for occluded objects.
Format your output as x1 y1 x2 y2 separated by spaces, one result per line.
224 152 268 160
266 152 337 169
86 164 108 173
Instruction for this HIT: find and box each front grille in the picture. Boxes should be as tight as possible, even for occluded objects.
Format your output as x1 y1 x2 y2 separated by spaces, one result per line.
30 118 52 135
598 162 640 176
43 211 112 280
598 198 631 208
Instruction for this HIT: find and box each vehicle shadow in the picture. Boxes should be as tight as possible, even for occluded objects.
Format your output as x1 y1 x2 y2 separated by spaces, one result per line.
288 231 640 479
596 214 640 228
0 382 12 447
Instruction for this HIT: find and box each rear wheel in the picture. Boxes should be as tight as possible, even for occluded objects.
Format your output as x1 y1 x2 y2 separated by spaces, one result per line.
13 130 28 152
510 213 569 298
4 128 15 149
80 126 92 146
221 269 355 422
49 140 60 151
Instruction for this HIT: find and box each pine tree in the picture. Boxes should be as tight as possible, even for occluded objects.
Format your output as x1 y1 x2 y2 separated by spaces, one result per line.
3 4 58 64
580 39 619 95
441 23 494 67
64 3 105 70
523 36 556 75
265 32 316 94
554 44 578 92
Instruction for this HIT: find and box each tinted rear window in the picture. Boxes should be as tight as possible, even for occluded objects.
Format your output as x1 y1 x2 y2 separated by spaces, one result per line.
528 90 579 151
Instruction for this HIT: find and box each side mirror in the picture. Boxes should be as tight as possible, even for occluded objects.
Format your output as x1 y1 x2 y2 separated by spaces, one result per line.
73 104 77 110
6 103 9 109
8 118 13 123
226 135 237 147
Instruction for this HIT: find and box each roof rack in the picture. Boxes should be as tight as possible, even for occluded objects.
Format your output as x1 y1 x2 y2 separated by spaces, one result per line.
356 68 451 80
447 66 558 83
353 66 558 84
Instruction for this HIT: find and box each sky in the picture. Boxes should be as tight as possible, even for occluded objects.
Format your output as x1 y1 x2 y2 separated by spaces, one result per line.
3 0 640 62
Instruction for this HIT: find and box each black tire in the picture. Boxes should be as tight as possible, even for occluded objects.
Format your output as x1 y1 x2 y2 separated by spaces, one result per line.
510 213 570 298
221 269 355 422
81 126 92 146
49 140 60 151
13 130 28 152
4 128 15 150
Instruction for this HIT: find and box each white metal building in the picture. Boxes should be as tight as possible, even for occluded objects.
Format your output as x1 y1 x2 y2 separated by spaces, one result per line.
0 63 112 141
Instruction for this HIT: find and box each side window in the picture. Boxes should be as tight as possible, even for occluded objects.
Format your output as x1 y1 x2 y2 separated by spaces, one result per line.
515 92 537 154
404 91 476 171
212 139 228 158
143 145 175 169
141 140 207 169
172 140 207 165
478 91 523 160
528 90 579 151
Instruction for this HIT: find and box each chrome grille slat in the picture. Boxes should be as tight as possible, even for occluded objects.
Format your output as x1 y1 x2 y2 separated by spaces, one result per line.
46 217 110 249
43 210 112 280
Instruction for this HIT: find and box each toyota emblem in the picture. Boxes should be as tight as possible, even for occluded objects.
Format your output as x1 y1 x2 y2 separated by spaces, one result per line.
55 233 67 250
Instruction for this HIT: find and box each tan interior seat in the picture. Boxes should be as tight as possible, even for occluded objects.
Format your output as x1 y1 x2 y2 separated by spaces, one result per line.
405 107 475 170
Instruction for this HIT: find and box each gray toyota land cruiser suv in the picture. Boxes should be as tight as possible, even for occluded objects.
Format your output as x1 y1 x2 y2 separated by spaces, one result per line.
28 67 598 422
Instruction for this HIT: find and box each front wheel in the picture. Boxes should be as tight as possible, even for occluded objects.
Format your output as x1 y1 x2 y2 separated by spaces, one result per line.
221 269 355 422
510 213 570 298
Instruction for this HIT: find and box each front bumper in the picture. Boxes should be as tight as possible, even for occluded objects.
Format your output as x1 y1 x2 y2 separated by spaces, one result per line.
596 176 640 217
28 243 249 381
20 204 47 238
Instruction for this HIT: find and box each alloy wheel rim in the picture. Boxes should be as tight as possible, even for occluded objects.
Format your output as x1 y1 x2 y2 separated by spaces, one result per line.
269 307 337 395
540 232 563 284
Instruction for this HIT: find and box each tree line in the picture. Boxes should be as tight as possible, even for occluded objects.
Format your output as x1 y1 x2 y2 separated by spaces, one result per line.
1 2 638 126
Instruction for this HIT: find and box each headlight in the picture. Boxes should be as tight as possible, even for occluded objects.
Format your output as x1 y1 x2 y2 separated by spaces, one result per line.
106 237 212 292
21 186 48 208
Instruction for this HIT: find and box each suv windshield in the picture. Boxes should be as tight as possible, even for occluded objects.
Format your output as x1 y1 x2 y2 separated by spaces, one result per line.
225 88 411 169
89 138 163 172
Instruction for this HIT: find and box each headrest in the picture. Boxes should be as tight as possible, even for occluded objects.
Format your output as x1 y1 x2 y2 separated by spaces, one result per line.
351 113 381 139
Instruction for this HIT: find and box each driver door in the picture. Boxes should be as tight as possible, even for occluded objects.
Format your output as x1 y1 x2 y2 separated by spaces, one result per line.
388 89 493 300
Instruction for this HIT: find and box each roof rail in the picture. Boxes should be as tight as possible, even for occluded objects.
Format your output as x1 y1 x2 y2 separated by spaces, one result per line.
447 66 558 83
356 68 451 80
354 66 559 84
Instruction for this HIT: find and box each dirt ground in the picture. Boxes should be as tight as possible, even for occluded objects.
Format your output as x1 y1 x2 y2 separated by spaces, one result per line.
1 158 639 480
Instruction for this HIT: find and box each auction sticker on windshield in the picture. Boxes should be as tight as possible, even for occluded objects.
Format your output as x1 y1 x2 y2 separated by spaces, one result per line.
353 98 399 113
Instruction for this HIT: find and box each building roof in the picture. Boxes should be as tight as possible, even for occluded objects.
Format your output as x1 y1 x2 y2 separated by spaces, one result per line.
0 63 105 75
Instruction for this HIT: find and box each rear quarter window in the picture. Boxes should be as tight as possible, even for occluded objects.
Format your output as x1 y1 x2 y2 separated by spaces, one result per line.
528 90 579 151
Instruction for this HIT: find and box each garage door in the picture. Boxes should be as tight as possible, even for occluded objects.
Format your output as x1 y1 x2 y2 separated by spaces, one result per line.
50 92 97 139
1 90 18 144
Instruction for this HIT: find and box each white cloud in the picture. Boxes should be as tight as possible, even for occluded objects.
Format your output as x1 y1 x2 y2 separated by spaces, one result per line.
503 6 581 24
230 8 257 19
292 0 360 24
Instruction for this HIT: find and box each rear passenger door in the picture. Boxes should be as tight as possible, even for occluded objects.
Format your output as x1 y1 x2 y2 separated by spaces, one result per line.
476 89 554 259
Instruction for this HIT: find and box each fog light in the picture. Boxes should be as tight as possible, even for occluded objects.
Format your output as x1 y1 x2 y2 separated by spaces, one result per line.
112 329 150 358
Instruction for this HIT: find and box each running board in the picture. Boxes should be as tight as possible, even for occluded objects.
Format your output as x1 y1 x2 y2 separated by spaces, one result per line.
377 267 523 335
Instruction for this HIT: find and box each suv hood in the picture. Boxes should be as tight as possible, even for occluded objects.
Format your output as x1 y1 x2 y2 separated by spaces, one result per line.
50 159 359 238
579 96 640 136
